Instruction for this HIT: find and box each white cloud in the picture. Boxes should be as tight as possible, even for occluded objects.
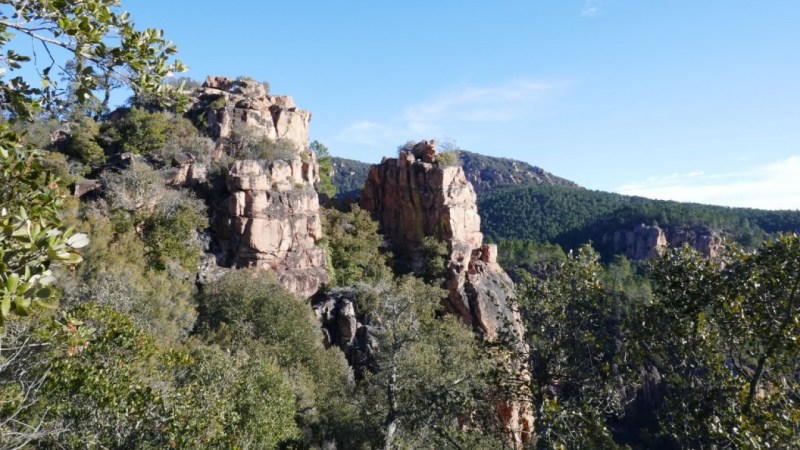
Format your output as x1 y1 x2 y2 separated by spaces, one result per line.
615 156 800 210
332 79 565 150
581 0 603 17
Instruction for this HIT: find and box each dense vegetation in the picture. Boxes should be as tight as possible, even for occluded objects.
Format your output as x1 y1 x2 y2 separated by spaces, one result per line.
1 1 799 449
331 156 372 199
480 184 800 253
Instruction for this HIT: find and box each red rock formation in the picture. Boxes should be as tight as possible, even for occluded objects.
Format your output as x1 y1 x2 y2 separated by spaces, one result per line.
199 77 329 298
192 76 312 159
215 154 328 298
602 224 723 260
361 143 532 444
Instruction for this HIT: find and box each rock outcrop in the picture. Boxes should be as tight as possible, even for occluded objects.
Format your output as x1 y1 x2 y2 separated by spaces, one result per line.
213 152 328 298
602 224 723 260
164 154 207 186
190 76 311 159
312 288 377 378
361 141 532 442
199 76 328 298
667 227 724 259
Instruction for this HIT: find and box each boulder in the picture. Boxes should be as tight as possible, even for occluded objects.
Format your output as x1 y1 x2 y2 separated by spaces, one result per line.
73 179 101 198
165 154 207 186
411 139 436 161
312 288 377 378
203 75 233 90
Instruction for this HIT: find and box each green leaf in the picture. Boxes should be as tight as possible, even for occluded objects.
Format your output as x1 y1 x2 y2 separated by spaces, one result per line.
6 272 19 292
67 233 90 249
1 295 10 318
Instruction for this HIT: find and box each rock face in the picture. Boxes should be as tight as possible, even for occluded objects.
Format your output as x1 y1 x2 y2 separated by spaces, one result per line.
361 141 532 442
190 75 312 159
602 224 723 260
312 288 377 378
164 154 207 186
667 227 724 259
214 155 328 298
200 77 328 298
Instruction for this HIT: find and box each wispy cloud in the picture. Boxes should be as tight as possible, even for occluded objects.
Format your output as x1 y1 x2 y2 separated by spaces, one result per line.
402 81 559 134
332 79 565 151
581 0 603 17
335 120 398 148
615 156 800 210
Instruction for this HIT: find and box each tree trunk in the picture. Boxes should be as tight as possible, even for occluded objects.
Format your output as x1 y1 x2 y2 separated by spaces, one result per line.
384 363 399 450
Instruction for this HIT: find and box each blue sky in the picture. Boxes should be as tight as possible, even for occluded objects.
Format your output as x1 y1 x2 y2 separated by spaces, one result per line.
105 2 800 209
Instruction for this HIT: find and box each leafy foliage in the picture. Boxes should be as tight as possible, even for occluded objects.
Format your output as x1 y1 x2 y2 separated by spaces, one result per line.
59 208 198 342
507 246 636 449
0 0 186 120
356 276 505 449
0 128 88 324
311 140 337 199
636 235 800 448
195 270 363 447
435 150 460 167
2 304 300 448
99 107 170 156
64 115 106 166
321 205 392 287
141 196 207 270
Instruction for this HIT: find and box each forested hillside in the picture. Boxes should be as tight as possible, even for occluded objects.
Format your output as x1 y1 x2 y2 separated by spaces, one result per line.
480 184 800 252
331 156 371 199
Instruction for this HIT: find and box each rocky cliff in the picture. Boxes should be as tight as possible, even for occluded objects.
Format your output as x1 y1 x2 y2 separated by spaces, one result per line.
312 288 377 378
194 76 328 298
601 224 723 260
190 76 311 158
360 140 532 441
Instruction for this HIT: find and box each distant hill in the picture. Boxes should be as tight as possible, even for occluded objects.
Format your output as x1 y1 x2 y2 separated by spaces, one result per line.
457 150 579 194
331 150 578 199
331 157 372 199
479 184 800 253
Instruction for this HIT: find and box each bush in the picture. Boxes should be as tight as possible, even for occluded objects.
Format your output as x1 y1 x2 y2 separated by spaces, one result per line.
322 205 392 287
65 116 106 166
11 116 61 149
142 192 208 270
100 165 166 212
152 116 214 164
420 236 448 282
311 140 337 199
99 107 170 156
229 121 298 162
58 212 198 341
436 150 460 167
3 304 301 448
196 270 362 445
